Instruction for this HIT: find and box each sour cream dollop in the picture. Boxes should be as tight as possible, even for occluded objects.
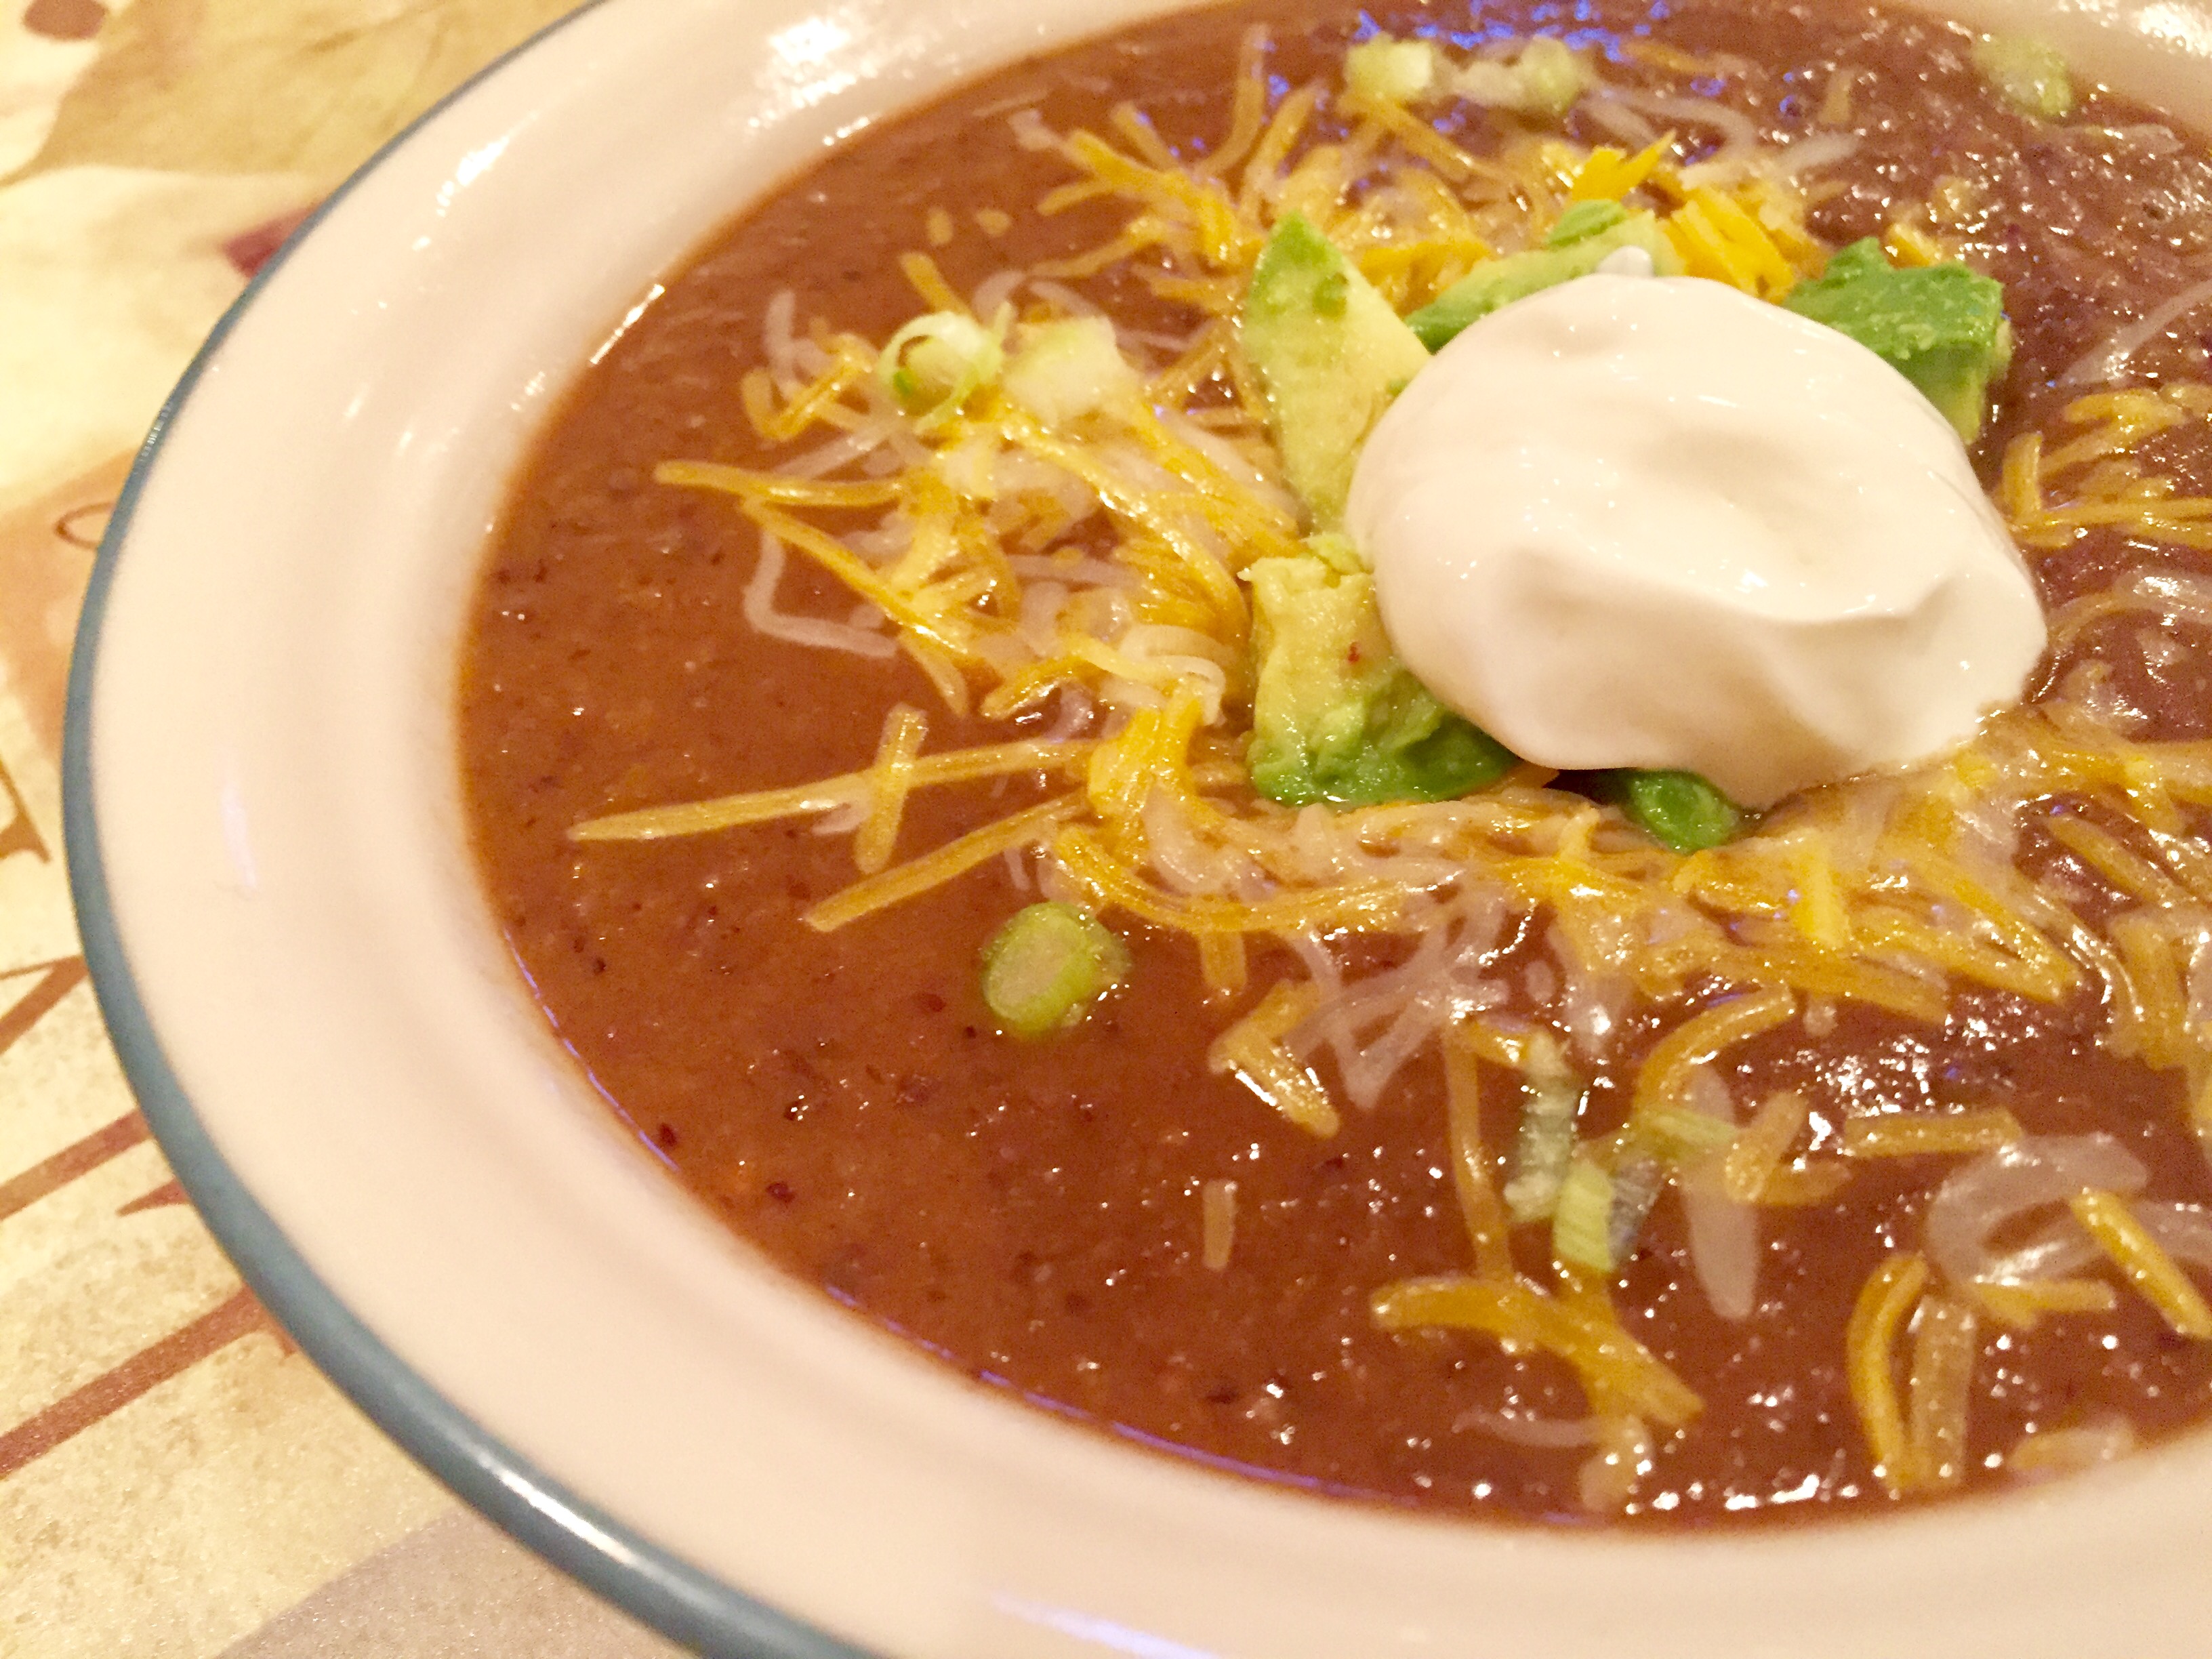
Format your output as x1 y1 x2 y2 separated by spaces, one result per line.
1347 274 2046 808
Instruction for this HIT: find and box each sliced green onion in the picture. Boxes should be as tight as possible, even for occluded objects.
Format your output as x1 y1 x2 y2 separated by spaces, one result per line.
1502 1041 1581 1224
1456 36 1589 120
1002 316 1140 426
1641 1103 1740 1164
1607 1148 1668 1265
1513 37 1589 119
1345 36 1439 106
1971 33 2075 121
979 901 1130 1038
1552 1152 1617 1273
878 306 1008 430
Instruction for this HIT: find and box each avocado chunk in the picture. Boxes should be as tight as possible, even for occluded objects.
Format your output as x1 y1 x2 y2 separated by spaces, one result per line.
1405 208 1683 351
1782 237 2013 443
1248 537 1516 807
1596 769 1745 853
1240 212 1433 529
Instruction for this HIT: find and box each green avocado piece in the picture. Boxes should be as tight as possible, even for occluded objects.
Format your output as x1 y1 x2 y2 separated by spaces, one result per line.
1404 209 1683 351
1781 237 2013 443
1248 538 1516 808
1240 212 1434 529
1547 199 1632 246
1597 769 1745 853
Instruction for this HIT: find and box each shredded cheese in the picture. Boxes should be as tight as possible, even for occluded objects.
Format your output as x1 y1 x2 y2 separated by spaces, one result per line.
1201 1178 1239 1271
1443 1021 1518 1279
1968 1277 2118 1331
1576 1414 1656 1513
1843 1108 2024 1159
1847 1253 1929 1495
1197 929 1249 999
1904 1293 1979 1490
805 796 1082 933
571 738 1092 842
1372 1273 1702 1428
1631 987 1795 1127
1722 1089 1811 1201
2005 386 2212 554
1207 981 1340 1136
1664 185 1804 299
1567 136 1674 202
2070 1189 2212 1338
854 705 928 873
2007 1418 2136 1478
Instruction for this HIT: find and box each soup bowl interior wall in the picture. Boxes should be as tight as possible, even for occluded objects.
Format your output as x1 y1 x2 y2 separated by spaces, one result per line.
68 0 2212 1654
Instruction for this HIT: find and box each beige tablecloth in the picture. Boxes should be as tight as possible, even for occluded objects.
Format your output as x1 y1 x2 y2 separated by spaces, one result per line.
0 3 684 1652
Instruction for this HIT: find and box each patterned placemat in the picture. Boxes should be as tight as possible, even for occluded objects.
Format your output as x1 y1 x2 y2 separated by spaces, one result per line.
0 3 681 1651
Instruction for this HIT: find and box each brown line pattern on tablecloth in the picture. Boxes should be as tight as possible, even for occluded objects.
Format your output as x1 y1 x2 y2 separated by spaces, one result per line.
0 1098 142 1223
0 751 54 865
0 1285 289 1479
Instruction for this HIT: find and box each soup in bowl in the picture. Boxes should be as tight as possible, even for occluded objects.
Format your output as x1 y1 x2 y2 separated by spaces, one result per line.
66 0 2212 1652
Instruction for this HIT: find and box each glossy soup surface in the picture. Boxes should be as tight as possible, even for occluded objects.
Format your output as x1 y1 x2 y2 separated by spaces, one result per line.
460 0 2212 1525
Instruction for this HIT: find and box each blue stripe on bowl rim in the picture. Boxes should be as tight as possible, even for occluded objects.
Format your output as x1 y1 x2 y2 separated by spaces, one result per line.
59 5 874 1654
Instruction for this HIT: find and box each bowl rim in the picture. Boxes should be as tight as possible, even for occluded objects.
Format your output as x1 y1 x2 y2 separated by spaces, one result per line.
58 7 865 1654
58 0 2212 1654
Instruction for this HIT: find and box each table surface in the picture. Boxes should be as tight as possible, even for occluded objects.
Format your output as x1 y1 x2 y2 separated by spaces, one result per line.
0 1 683 1652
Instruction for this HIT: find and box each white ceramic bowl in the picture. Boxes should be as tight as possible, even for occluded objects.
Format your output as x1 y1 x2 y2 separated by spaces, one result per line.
64 1 2212 1654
